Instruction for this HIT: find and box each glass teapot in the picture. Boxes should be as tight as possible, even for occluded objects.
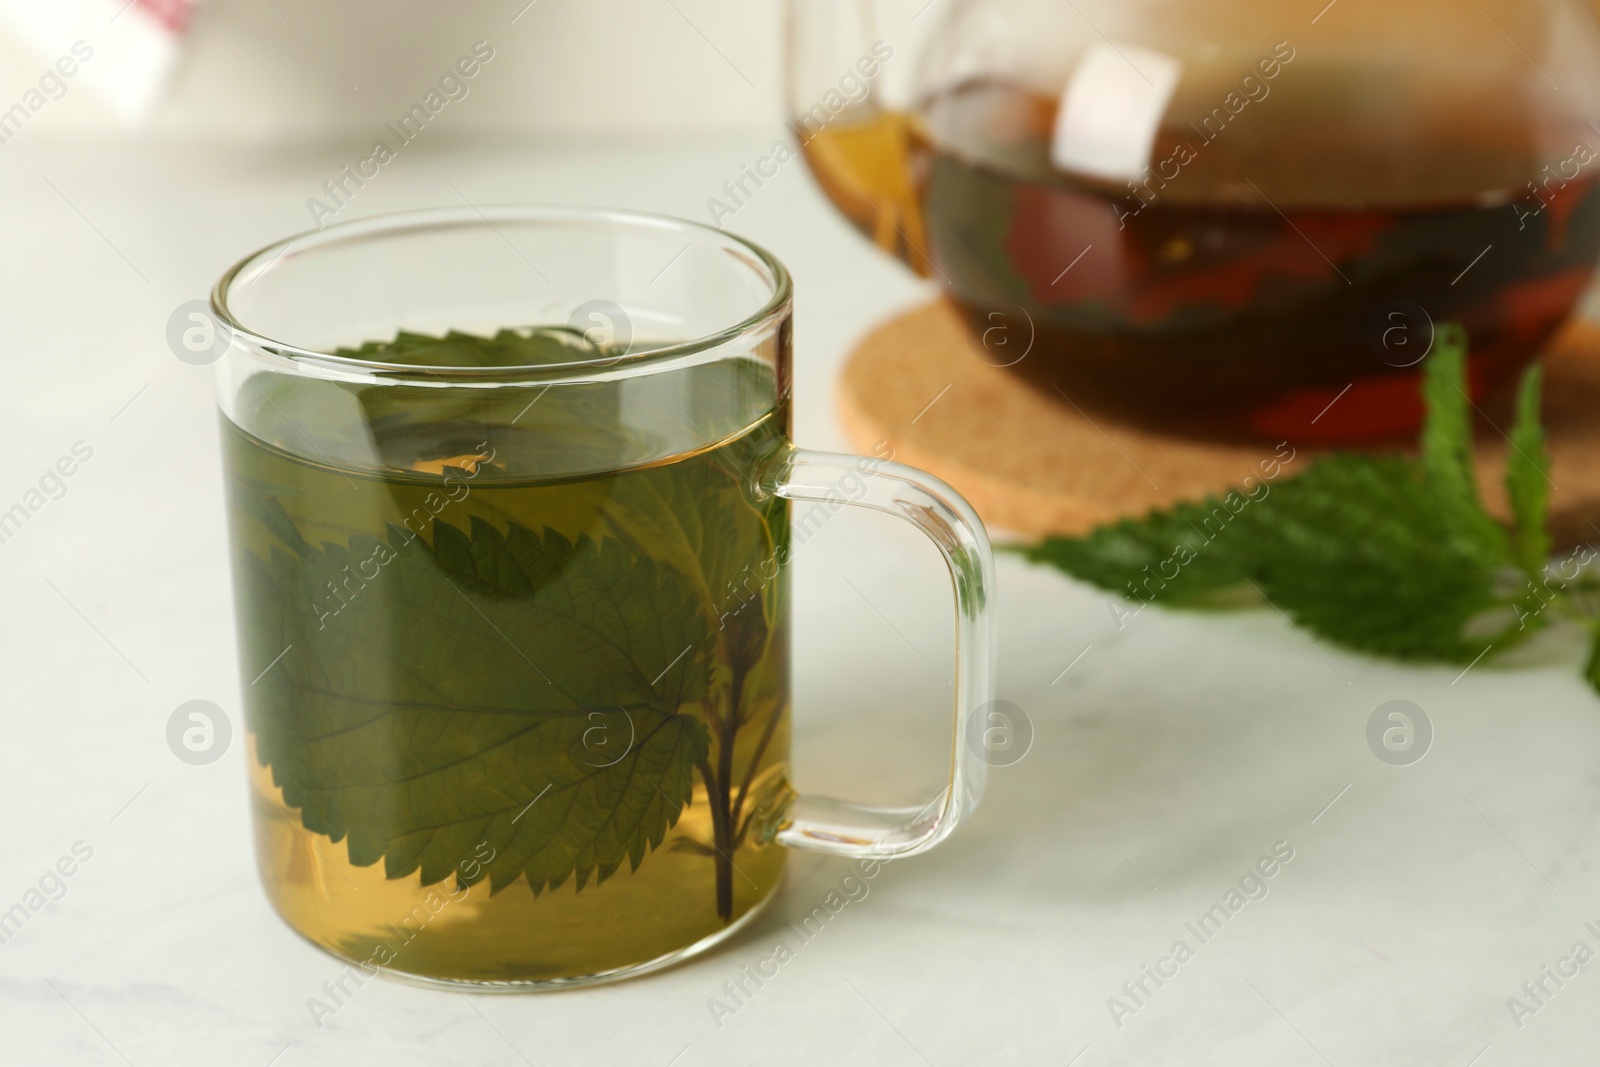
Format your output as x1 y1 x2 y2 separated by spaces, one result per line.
787 0 1600 441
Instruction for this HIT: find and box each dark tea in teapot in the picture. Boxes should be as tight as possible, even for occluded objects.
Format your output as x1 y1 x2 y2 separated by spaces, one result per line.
791 1 1600 442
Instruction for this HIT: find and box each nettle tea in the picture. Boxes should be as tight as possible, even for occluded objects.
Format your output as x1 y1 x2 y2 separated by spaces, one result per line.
227 329 793 984
216 206 997 991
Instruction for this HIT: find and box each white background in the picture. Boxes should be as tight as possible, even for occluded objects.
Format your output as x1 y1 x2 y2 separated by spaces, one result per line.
0 0 784 141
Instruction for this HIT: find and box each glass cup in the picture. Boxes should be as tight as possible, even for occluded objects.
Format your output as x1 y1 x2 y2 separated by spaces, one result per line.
210 205 996 989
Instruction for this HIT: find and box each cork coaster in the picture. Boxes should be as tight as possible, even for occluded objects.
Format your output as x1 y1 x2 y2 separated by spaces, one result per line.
837 299 1600 543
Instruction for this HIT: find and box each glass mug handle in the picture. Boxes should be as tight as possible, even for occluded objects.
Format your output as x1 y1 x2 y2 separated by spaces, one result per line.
755 444 996 859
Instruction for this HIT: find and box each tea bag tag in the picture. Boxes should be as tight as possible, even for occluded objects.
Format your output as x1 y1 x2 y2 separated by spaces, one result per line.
1051 42 1181 182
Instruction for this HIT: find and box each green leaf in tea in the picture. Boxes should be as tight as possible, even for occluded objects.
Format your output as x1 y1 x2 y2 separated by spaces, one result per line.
338 326 611 368
593 442 790 915
226 322 794 982
601 454 781 684
242 502 715 895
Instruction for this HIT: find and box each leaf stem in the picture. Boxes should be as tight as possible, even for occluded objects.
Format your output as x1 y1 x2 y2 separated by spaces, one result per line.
730 699 782 849
697 757 734 923
711 662 750 922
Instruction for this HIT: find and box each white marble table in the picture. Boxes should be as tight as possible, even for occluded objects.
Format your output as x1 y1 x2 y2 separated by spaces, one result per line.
0 139 1596 1066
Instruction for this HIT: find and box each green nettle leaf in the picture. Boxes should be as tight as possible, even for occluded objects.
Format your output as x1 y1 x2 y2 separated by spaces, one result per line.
1233 455 1504 661
586 429 788 920
242 501 714 895
1019 500 1251 607
1018 326 1600 678
1586 632 1600 693
1505 364 1552 579
599 442 782 708
338 327 612 369
232 327 791 925
1025 455 1507 661
1418 324 1508 569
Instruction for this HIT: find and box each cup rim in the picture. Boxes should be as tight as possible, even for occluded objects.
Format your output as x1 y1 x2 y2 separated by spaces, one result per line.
209 204 793 384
